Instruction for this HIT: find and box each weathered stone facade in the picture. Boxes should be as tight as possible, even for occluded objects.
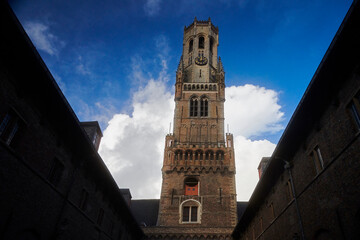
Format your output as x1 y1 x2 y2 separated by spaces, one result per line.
232 1 360 239
144 18 237 239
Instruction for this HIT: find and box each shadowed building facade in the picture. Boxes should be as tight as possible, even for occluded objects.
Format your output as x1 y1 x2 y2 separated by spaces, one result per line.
143 18 238 240
232 1 360 239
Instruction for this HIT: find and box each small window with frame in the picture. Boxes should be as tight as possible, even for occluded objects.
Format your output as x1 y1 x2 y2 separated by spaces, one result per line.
349 92 360 131
311 146 324 174
48 158 64 187
181 201 200 223
0 109 25 147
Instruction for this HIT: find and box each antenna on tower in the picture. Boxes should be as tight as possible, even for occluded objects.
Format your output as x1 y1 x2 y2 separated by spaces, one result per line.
227 124 229 134
169 122 172 134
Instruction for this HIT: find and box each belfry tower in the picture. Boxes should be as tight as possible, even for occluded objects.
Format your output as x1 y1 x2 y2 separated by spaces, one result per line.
145 18 237 239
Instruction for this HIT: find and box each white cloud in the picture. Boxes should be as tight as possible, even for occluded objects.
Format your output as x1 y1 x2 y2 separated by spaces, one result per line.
144 0 162 16
234 136 276 201
99 78 174 199
223 84 284 200
24 21 64 56
225 84 284 138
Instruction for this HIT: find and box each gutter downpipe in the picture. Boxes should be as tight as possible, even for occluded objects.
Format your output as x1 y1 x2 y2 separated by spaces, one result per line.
283 160 306 240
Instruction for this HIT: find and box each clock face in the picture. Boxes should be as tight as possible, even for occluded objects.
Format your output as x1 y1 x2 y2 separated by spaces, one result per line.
195 56 208 66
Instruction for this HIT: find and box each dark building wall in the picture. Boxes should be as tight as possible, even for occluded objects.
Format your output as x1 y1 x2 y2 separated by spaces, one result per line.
232 1 360 239
0 2 144 240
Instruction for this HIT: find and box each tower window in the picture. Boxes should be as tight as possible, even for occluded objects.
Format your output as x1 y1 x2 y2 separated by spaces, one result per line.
195 150 203 160
216 151 224 160
200 98 208 117
198 37 204 49
190 97 198 117
205 150 214 160
189 39 193 53
185 150 193 161
181 200 200 223
175 150 183 160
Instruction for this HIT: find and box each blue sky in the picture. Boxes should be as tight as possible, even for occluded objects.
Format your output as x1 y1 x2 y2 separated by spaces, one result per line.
10 0 353 200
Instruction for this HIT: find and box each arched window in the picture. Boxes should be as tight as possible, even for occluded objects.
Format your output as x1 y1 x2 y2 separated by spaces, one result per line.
210 151 214 160
190 97 198 117
184 177 199 196
189 39 193 53
180 199 201 223
200 98 208 117
195 150 203 160
175 150 183 160
198 37 204 49
216 151 224 160
205 150 213 160
185 150 192 161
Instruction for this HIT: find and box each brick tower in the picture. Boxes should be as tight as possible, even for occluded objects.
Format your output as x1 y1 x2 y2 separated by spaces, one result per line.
144 18 237 239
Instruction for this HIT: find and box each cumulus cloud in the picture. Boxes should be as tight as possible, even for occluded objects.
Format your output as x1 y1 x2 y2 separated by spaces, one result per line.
24 21 64 56
99 78 174 199
99 35 173 198
144 0 162 16
224 84 284 200
225 84 284 138
234 136 276 200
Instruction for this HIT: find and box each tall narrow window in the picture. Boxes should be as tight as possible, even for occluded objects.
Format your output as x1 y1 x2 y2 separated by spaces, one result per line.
190 98 198 117
97 208 104 226
269 203 275 220
200 98 208 117
0 111 24 146
210 151 214 160
48 158 64 187
79 189 89 211
287 180 293 201
210 37 214 54
350 94 360 130
189 39 193 53
216 151 224 160
183 206 190 221
312 146 324 174
198 37 204 49
350 102 360 128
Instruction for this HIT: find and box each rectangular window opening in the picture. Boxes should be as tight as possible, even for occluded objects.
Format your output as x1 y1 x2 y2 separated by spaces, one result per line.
312 146 324 174
350 100 360 130
48 158 64 187
191 206 198 222
0 110 24 147
183 206 190 222
97 208 104 226
79 189 89 211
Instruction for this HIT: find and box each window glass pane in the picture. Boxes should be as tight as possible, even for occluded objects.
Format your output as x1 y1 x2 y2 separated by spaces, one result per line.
0 114 11 135
183 206 190 222
191 206 198 222
351 102 360 129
